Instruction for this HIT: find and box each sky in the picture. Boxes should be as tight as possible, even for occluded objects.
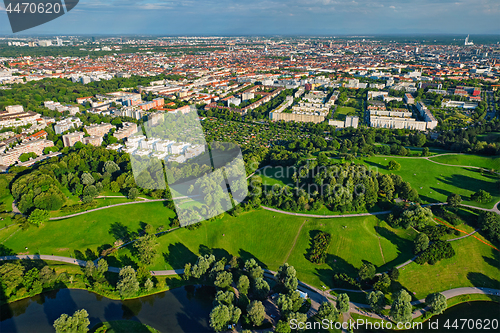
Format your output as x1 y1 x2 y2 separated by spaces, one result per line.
0 0 499 36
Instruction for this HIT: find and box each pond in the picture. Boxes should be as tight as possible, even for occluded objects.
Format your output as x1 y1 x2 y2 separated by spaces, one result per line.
0 285 215 333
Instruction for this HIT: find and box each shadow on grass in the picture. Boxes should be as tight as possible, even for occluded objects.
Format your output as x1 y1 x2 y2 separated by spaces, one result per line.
374 226 414 272
109 222 133 243
439 174 499 196
163 242 198 269
198 245 230 262
238 250 269 270
364 160 387 170
467 272 500 301
314 253 359 289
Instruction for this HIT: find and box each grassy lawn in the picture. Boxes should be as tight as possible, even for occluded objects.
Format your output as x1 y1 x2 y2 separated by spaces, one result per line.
285 216 416 288
429 154 500 170
398 236 500 299
333 106 357 120
116 210 415 290
357 156 500 209
49 197 138 218
1 201 176 258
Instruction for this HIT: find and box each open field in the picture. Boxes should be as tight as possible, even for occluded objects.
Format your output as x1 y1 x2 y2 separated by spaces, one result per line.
357 156 500 209
429 154 500 170
1 201 175 258
398 236 500 299
333 106 357 120
118 210 415 289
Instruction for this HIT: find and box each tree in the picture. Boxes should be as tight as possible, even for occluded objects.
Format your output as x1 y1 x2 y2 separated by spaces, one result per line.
253 277 270 300
247 301 266 326
275 263 298 293
133 233 158 264
0 262 25 297
379 174 395 200
244 259 263 280
336 293 350 313
103 160 120 174
447 193 462 207
478 211 500 243
388 160 401 171
388 267 400 281
287 312 307 331
116 266 139 298
214 290 235 306
81 172 95 186
413 233 430 254
275 320 292 333
144 278 154 291
367 291 385 313
390 289 412 323
237 275 250 295
425 292 447 315
373 273 391 292
209 304 231 332
358 262 376 281
317 301 339 322
421 147 430 157
128 187 140 200
183 263 192 280
96 258 108 280
53 309 90 333
277 291 302 316
84 261 96 280
214 271 233 289
28 209 50 226
471 189 492 203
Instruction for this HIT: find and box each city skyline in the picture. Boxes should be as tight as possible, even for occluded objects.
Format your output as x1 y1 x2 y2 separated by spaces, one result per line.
0 0 499 35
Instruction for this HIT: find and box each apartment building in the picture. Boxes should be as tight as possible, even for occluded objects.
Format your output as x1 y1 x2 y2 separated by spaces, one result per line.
0 139 54 166
416 102 438 130
85 123 114 137
114 122 138 140
329 116 359 129
62 132 85 147
404 93 415 105
0 105 41 128
54 117 83 134
82 135 103 147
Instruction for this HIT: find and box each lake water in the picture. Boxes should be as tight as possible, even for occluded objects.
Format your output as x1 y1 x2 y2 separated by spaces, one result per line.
0 285 215 333
1 287 498 333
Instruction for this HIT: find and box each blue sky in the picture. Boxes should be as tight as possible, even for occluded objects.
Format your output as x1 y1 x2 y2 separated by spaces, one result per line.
1 0 499 35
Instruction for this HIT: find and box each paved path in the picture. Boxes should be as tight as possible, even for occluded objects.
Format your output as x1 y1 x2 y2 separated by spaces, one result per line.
260 202 446 219
48 195 198 221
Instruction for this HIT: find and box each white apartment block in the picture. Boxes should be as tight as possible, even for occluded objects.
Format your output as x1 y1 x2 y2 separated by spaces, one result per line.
0 105 41 128
0 139 54 166
329 116 359 129
54 117 83 135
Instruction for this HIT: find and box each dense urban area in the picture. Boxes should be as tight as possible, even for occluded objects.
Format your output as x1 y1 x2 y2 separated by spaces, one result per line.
0 35 499 333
